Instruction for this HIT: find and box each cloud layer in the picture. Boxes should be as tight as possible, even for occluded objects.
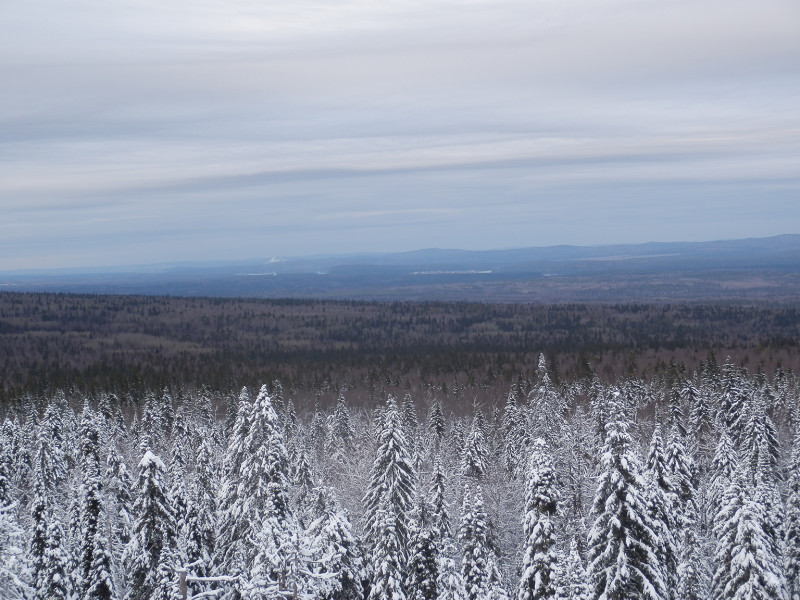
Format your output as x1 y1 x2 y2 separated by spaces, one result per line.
2 0 799 269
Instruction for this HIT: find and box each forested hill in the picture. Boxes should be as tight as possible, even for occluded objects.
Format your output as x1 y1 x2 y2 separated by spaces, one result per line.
1 357 799 599
1 292 799 404
4 234 800 302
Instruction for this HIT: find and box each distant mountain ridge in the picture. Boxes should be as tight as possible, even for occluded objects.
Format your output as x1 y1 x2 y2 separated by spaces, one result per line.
3 234 800 303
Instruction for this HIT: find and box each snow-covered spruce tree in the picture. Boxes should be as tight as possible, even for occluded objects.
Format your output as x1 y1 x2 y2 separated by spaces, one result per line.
85 513 115 600
124 450 177 600
363 397 416 558
786 419 800 600
405 488 439 600
665 427 707 600
105 443 134 553
368 498 407 600
306 486 365 600
241 385 307 599
461 420 489 481
29 473 49 597
665 425 697 524
527 357 566 445
184 436 217 598
518 438 559 600
587 391 667 600
0 429 13 507
706 429 737 535
0 498 31 599
460 486 505 600
719 360 749 444
676 519 708 600
248 499 308 600
405 526 439 600
644 425 678 596
41 517 70 600
430 457 450 540
38 402 71 494
501 392 527 479
78 408 118 599
331 394 356 453
215 386 254 580
740 393 780 481
139 392 165 455
711 465 788 600
559 538 589 600
428 398 446 443
437 536 466 600
402 393 418 438
687 383 714 469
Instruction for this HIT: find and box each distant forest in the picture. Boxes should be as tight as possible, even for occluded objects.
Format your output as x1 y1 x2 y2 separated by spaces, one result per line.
1 292 798 412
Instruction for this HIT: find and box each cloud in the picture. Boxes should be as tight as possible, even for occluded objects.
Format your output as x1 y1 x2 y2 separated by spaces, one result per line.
1 0 799 269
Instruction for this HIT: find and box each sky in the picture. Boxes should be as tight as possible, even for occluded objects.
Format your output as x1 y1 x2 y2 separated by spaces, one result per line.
2 0 799 270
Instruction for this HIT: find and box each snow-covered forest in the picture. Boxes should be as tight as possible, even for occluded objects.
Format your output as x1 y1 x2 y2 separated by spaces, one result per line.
2 353 799 600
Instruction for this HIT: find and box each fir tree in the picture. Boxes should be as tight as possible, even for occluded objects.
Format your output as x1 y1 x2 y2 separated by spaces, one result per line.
41 518 70 600
428 399 446 442
711 467 788 600
184 436 217 597
0 498 31 599
430 458 450 539
559 538 589 600
30 474 49 595
706 429 737 535
785 419 800 600
124 450 177 600
405 527 439 600
78 409 108 596
37 403 69 495
644 426 678 598
368 499 407 600
460 486 495 600
306 486 365 600
363 398 416 557
587 392 667 600
85 515 115 600
332 394 356 452
518 439 559 600
402 393 418 437
461 420 489 481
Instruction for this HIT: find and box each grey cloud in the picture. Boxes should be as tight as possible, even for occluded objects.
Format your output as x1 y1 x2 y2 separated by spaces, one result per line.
1 0 799 270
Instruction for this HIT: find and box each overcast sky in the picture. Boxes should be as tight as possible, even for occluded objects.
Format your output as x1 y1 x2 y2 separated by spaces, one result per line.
2 0 799 270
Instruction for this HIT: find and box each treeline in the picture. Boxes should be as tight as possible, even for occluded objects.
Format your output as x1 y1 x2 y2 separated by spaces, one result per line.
1 292 799 405
1 355 800 599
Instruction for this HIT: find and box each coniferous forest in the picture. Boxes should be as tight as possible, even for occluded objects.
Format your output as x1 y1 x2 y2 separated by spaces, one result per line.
2 346 800 600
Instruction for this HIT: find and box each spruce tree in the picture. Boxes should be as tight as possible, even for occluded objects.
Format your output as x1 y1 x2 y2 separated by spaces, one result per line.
711 466 788 600
460 486 498 600
461 421 489 481
368 499 407 600
559 538 589 600
85 515 115 600
587 393 667 600
78 409 109 597
405 526 439 600
124 450 177 600
518 439 559 600
428 399 446 443
706 429 737 535
363 398 416 557
30 474 49 596
0 499 31 599
41 518 70 600
306 486 365 600
785 419 800 600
